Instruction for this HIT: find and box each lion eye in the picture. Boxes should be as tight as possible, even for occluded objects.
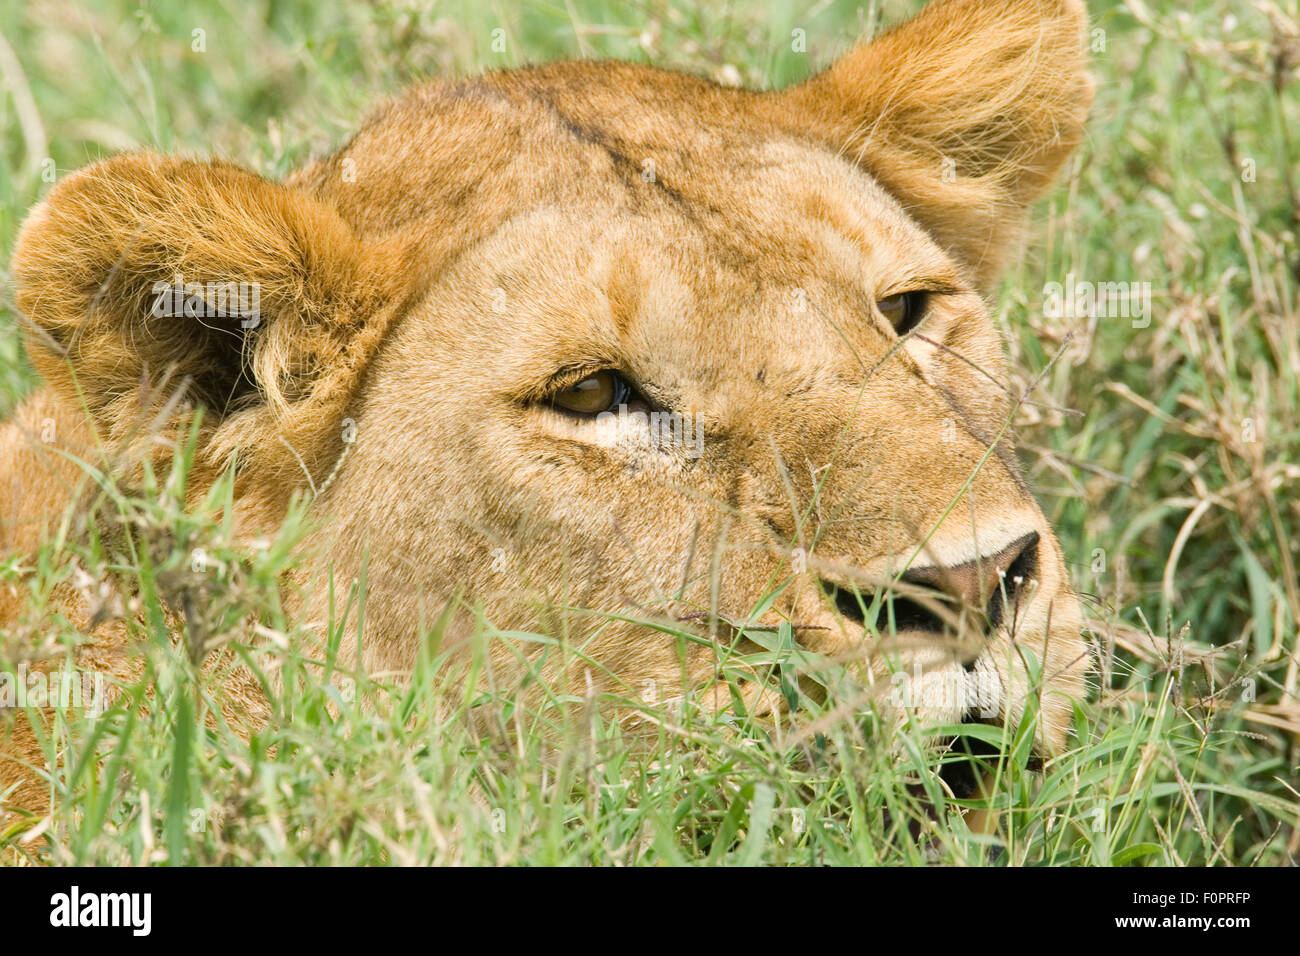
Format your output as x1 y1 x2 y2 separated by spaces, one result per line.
877 291 929 336
549 370 633 416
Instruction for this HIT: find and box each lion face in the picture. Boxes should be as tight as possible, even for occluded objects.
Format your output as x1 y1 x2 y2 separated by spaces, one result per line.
10 0 1094 752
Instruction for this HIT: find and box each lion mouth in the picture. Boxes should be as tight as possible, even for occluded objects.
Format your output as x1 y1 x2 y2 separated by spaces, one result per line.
903 712 1032 848
934 728 1004 799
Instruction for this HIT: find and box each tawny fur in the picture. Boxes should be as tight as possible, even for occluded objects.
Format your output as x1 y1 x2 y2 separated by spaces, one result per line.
2 0 1094 823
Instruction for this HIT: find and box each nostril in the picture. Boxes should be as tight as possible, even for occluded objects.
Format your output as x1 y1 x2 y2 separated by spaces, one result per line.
828 582 870 626
985 531 1039 630
823 581 946 634
882 595 947 634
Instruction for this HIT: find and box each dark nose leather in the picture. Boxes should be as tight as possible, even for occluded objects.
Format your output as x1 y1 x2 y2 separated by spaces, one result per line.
899 530 1040 629
824 531 1041 635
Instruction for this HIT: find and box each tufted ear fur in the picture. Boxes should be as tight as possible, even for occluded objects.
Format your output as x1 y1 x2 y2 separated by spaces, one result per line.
770 0 1094 289
11 152 410 501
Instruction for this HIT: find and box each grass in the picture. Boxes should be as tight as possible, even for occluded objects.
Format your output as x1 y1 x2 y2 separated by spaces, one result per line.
1 0 1298 865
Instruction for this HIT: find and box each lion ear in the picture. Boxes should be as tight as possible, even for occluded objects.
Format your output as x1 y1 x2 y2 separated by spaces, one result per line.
12 152 397 477
772 0 1093 288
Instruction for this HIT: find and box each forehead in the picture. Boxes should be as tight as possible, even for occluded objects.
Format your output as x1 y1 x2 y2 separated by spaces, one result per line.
306 63 980 397
306 63 957 289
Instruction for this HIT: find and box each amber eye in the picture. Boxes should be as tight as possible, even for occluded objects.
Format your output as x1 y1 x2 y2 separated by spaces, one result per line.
549 370 633 416
877 291 929 336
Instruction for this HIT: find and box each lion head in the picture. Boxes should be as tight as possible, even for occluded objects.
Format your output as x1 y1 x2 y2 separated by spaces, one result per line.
8 0 1094 761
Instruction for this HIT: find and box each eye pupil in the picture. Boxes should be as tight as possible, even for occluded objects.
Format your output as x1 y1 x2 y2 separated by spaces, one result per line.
877 291 927 336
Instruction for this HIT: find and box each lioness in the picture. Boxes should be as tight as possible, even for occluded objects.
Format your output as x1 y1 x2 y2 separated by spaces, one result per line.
2 0 1094 820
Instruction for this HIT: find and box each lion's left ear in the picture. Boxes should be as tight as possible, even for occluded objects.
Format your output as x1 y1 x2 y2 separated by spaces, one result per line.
768 0 1093 289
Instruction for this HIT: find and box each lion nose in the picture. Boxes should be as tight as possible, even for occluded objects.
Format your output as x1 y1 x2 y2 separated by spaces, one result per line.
825 530 1040 634
900 530 1040 629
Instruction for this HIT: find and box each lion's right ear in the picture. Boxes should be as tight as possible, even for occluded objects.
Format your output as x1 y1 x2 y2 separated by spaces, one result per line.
12 152 398 480
770 0 1093 289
